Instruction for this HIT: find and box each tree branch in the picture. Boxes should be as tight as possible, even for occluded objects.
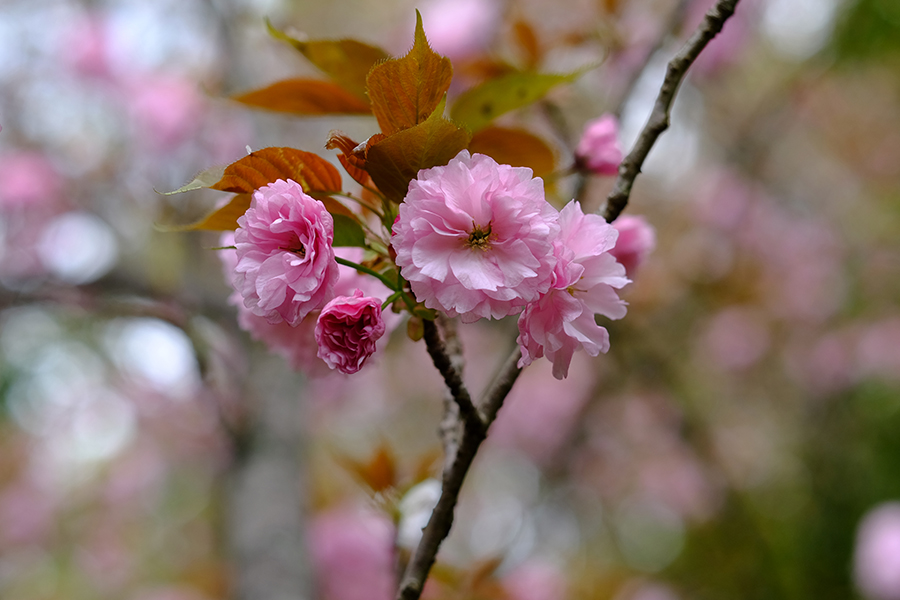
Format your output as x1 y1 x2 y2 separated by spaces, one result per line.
421 318 485 431
603 0 741 223
396 2 742 598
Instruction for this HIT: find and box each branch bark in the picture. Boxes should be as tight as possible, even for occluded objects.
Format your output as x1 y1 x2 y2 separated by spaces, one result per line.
603 0 741 223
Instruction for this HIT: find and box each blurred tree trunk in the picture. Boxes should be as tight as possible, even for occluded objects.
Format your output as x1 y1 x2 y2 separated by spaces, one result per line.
225 363 310 600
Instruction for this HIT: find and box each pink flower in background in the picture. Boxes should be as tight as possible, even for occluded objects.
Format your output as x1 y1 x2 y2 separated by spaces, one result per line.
854 502 900 600
62 15 112 79
309 507 395 600
127 75 203 149
315 290 386 374
501 561 567 600
610 215 656 276
234 179 339 326
575 114 623 176
517 201 629 379
489 353 594 464
418 0 499 61
0 151 62 208
393 151 558 322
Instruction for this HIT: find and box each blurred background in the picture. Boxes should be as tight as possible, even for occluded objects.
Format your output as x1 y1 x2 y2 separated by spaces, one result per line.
1 0 899 598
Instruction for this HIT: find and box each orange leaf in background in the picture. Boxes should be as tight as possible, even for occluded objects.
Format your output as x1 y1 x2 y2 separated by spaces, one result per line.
233 79 371 115
339 444 397 493
366 99 470 202
468 126 556 177
266 20 388 100
513 19 542 70
366 11 453 136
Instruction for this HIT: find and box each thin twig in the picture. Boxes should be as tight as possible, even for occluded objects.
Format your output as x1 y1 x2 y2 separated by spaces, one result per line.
421 319 485 430
603 0 741 223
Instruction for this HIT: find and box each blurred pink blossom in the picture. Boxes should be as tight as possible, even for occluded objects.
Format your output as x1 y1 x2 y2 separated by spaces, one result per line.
856 318 900 383
393 151 558 322
517 201 629 379
854 502 900 600
315 290 386 374
0 480 56 546
575 114 623 176
490 352 594 464
614 580 681 600
501 561 567 600
130 586 211 600
418 0 499 61
610 215 656 277
0 151 62 208
309 507 396 600
126 75 204 149
62 15 112 79
697 306 770 371
234 179 339 326
685 0 752 77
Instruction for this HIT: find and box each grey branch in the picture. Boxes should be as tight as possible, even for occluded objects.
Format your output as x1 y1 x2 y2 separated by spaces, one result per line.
603 0 741 223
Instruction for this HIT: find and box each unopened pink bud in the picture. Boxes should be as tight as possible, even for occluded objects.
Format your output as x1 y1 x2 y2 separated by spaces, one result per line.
575 114 623 176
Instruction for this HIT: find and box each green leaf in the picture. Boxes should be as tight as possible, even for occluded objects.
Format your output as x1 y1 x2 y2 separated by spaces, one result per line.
450 70 583 132
232 78 371 115
331 213 367 248
365 10 453 135
156 194 251 232
366 97 471 202
266 19 388 100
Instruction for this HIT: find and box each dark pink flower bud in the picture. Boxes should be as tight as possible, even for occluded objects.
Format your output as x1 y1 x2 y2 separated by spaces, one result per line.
315 290 386 374
575 114 623 176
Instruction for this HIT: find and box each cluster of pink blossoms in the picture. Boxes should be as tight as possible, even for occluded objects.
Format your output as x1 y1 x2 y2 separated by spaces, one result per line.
393 151 634 379
229 179 387 375
226 152 651 379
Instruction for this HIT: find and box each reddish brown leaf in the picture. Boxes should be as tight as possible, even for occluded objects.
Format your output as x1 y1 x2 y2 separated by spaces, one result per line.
468 126 556 177
326 131 373 188
366 99 470 202
366 11 453 135
266 20 388 100
209 147 341 195
232 79 371 115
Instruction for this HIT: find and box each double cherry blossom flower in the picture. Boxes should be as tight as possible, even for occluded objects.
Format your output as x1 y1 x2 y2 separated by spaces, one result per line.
228 151 640 378
392 151 632 378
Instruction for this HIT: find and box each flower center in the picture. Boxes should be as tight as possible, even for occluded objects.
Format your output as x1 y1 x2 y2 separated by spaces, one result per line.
281 234 306 258
466 222 493 251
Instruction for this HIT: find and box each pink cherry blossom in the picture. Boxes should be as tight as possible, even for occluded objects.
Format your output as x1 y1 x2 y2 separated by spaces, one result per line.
234 179 339 326
392 151 558 323
517 201 629 379
501 561 568 600
315 290 386 374
221 235 393 376
610 215 656 276
309 507 395 600
854 502 900 600
575 114 623 176
418 0 499 61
